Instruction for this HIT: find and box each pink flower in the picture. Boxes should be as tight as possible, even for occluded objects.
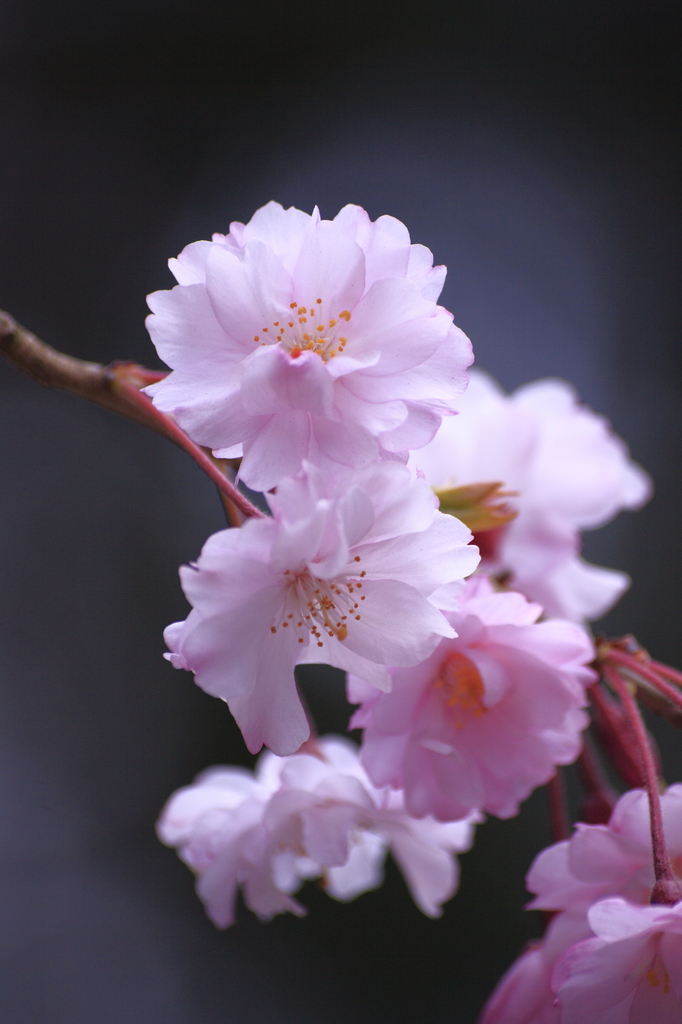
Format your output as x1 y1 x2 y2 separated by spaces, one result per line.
480 786 682 1023
527 785 682 919
145 201 473 491
552 898 682 1023
157 736 478 927
413 370 651 621
165 462 479 755
349 575 594 821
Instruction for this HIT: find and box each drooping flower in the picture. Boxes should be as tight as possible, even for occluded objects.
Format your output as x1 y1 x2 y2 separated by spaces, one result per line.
480 786 682 1023
349 575 594 822
412 370 651 621
527 785 682 920
157 736 478 927
144 201 473 491
165 461 479 755
552 898 682 1023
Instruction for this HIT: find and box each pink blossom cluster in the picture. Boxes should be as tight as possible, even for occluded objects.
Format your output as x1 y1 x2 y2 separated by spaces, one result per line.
145 201 473 492
349 575 595 822
413 370 651 621
157 736 478 925
481 786 682 1022
145 202 666 1016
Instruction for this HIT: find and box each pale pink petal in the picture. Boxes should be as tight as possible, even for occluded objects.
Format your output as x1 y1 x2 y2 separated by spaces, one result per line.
240 409 311 491
349 279 448 373
291 220 366 315
168 239 214 285
385 825 458 917
406 244 446 301
379 401 443 454
325 831 387 900
227 627 309 755
146 282 240 369
335 578 454 668
205 242 291 343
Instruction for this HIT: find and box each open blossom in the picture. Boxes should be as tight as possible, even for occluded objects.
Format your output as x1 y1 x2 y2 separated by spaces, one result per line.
349 575 594 822
527 785 682 920
412 370 651 621
157 737 478 927
165 462 478 755
552 898 682 1023
144 201 473 491
480 786 682 1023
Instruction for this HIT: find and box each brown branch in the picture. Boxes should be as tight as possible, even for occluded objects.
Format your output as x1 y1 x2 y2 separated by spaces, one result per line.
0 310 169 432
0 310 265 520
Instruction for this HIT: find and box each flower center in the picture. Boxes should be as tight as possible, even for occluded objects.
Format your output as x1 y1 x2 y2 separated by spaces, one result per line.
646 958 670 995
253 298 352 362
434 650 487 726
269 557 367 647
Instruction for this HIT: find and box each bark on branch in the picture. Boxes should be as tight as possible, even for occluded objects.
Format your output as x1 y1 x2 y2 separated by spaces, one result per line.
0 310 265 519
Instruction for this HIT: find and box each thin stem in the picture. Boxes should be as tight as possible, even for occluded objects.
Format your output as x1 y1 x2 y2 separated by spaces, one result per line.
601 663 681 905
650 660 682 690
605 648 682 716
117 382 264 521
576 735 617 824
0 310 265 520
589 681 644 789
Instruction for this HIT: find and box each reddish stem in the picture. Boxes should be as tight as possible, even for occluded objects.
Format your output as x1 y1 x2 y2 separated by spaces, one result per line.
650 660 682 690
601 663 681 905
576 735 617 825
116 382 265 520
0 310 265 521
605 648 682 716
590 681 645 789
547 771 571 843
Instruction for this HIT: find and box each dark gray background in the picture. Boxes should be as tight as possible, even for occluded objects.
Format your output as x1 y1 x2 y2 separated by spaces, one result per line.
0 2 680 1021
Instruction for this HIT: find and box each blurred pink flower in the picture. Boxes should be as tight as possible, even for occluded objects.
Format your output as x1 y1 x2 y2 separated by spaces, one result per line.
349 575 594 821
157 736 478 927
480 786 682 1023
412 370 651 621
528 785 682 918
165 462 478 754
145 201 473 491
553 897 682 1023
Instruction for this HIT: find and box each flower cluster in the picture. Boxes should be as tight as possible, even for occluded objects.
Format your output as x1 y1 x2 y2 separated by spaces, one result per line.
412 370 651 621
481 786 682 1022
158 736 478 926
164 460 476 755
143 202 678 1020
145 201 473 492
349 575 595 822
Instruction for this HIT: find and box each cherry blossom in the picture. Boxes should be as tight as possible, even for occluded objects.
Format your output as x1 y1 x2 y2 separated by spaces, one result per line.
165 461 479 755
552 897 682 1023
412 370 651 621
480 786 682 1022
144 201 473 491
349 575 594 822
527 785 682 920
157 736 478 927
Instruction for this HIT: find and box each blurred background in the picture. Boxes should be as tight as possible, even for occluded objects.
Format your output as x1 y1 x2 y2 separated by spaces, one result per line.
0 2 680 1021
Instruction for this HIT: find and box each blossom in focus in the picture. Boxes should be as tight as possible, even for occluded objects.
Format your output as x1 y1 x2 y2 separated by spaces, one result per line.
157 736 478 927
552 897 682 1023
165 462 479 755
349 575 594 821
412 370 651 621
480 786 682 1022
145 201 473 491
